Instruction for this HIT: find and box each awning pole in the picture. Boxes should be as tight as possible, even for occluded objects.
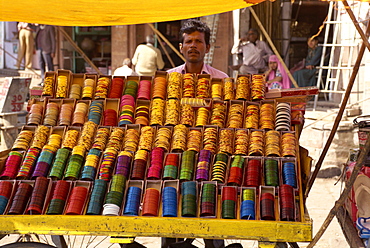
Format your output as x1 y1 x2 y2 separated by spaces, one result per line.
342 0 370 52
305 2 370 199
147 24 175 67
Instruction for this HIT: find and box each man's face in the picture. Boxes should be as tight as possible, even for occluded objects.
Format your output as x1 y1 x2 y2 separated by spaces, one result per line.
246 30 258 43
180 31 210 63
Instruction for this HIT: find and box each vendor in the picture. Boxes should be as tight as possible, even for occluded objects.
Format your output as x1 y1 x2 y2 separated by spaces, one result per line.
167 19 228 78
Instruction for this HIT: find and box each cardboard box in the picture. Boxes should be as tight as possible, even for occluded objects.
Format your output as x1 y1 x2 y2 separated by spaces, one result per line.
161 180 179 217
235 74 251 101
102 98 120 126
210 78 223 101
82 74 98 100
122 180 144 216
196 74 211 99
26 98 47 126
42 71 57 98
141 180 162 216
59 99 76 126
0 180 16 214
133 99 149 126
227 100 244 129
220 185 238 219
153 71 168 100
199 181 218 218
64 181 92 215
56 69 72 98
180 180 198 217
72 100 90 126
259 186 276 221
240 187 257 220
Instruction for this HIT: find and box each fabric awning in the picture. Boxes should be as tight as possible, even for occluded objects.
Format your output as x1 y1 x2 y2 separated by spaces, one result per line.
0 0 263 26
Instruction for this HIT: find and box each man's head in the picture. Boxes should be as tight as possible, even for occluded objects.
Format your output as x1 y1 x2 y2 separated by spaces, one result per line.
123 58 132 67
146 35 155 45
179 19 211 45
179 19 211 64
246 28 260 43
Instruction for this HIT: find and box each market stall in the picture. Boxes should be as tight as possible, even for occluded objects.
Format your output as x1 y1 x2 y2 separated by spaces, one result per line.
0 68 316 247
3 0 367 247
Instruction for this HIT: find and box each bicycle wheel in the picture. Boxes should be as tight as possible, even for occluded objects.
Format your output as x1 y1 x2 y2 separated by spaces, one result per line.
0 242 56 248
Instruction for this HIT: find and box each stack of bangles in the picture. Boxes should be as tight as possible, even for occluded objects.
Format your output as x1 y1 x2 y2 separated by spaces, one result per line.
58 103 74 126
152 76 167 99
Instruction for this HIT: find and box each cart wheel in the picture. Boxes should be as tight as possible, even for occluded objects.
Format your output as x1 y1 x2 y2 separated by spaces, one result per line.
0 242 57 248
163 238 230 248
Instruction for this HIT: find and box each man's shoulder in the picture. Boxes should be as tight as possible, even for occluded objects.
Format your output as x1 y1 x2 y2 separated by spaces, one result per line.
167 65 185 73
136 44 147 49
204 64 229 78
256 40 270 48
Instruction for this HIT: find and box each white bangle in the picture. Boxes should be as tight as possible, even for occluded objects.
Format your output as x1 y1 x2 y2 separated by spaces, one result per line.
102 204 120 216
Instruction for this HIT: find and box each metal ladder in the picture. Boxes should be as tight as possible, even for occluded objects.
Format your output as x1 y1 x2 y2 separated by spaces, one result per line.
314 1 366 110
203 14 220 65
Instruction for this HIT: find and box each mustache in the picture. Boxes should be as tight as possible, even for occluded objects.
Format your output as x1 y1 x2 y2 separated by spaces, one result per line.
188 49 199 54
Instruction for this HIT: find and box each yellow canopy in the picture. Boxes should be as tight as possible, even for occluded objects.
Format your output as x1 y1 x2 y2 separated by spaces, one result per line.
0 0 262 26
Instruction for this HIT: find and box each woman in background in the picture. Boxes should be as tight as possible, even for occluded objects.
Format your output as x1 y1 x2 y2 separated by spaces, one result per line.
293 37 323 87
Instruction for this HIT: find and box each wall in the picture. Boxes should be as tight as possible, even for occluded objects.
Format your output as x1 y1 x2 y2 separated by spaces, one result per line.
111 24 153 73
300 114 358 176
211 12 233 76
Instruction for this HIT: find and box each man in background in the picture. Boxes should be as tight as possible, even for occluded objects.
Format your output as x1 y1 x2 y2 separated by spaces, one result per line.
113 58 138 77
132 35 165 76
16 22 36 70
231 28 273 75
35 24 56 83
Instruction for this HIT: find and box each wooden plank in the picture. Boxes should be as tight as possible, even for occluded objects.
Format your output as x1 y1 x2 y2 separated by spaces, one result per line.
336 206 365 248
0 215 312 242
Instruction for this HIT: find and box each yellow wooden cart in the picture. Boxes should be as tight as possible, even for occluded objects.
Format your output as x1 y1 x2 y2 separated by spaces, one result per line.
0 117 313 248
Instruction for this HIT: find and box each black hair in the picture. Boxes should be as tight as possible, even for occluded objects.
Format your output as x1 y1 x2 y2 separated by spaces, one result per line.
247 28 260 37
179 19 211 45
308 36 319 41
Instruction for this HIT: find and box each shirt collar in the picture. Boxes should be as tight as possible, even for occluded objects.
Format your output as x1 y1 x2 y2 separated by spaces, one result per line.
181 63 209 75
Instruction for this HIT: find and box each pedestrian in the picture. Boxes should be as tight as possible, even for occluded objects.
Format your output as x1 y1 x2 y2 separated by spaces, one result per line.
15 22 36 70
231 28 273 75
132 35 165 76
35 24 56 83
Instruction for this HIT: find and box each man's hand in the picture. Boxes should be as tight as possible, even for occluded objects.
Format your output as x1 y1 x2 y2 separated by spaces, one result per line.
240 36 248 43
306 65 314 70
